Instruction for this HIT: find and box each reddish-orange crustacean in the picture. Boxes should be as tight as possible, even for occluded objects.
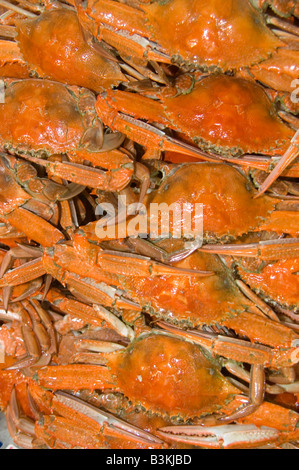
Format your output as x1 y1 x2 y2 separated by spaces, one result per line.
0 78 136 192
1 231 297 370
96 74 294 158
77 0 299 92
0 5 127 91
90 162 299 240
27 332 299 449
95 74 299 193
0 333 298 449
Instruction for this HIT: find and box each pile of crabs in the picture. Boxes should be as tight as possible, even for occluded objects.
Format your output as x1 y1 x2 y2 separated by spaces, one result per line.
0 0 298 450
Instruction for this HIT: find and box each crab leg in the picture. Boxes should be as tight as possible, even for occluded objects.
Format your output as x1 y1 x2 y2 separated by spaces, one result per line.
255 130 299 197
1 207 64 247
4 323 41 370
95 250 213 277
77 0 170 65
216 365 265 424
23 299 56 355
43 288 135 339
258 209 299 237
6 401 42 449
0 244 42 278
157 322 299 368
198 238 299 261
159 397 299 448
19 152 135 192
125 236 202 264
51 274 142 312
0 258 46 288
227 154 299 178
0 0 36 17
26 381 164 449
54 391 164 447
43 242 213 292
36 363 116 392
96 94 217 161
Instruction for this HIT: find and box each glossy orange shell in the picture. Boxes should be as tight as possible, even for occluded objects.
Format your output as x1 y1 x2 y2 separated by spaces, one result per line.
16 8 125 91
141 0 283 69
160 75 293 155
0 79 101 160
104 75 293 156
84 0 283 70
145 163 277 240
237 257 299 309
108 334 238 418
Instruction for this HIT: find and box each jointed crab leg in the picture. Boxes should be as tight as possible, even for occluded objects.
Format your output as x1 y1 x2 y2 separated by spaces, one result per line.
1 297 56 371
19 151 134 192
158 397 299 449
42 288 135 340
156 322 299 368
0 244 43 279
96 95 217 161
54 391 164 447
255 130 299 197
0 258 46 288
198 238 299 261
6 387 44 449
0 0 36 18
216 364 265 424
0 208 64 247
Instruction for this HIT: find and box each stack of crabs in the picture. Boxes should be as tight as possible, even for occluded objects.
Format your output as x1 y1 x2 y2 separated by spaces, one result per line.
0 0 298 449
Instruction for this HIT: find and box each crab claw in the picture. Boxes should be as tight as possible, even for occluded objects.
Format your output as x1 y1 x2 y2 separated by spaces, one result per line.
54 391 164 448
158 424 279 449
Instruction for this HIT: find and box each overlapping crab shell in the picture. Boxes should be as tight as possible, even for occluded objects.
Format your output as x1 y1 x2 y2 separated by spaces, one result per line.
134 163 299 240
0 6 127 90
1 78 103 159
96 74 294 159
235 256 299 312
0 78 135 191
78 0 289 71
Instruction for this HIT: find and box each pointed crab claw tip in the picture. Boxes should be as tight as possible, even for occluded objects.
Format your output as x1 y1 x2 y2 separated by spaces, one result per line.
252 190 265 199
158 424 279 448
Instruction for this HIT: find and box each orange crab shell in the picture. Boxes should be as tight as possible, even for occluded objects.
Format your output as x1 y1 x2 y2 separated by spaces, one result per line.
99 74 293 157
36 333 239 420
144 163 278 240
79 0 284 71
137 0 284 69
236 257 299 310
14 8 126 91
108 334 240 419
0 79 99 158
